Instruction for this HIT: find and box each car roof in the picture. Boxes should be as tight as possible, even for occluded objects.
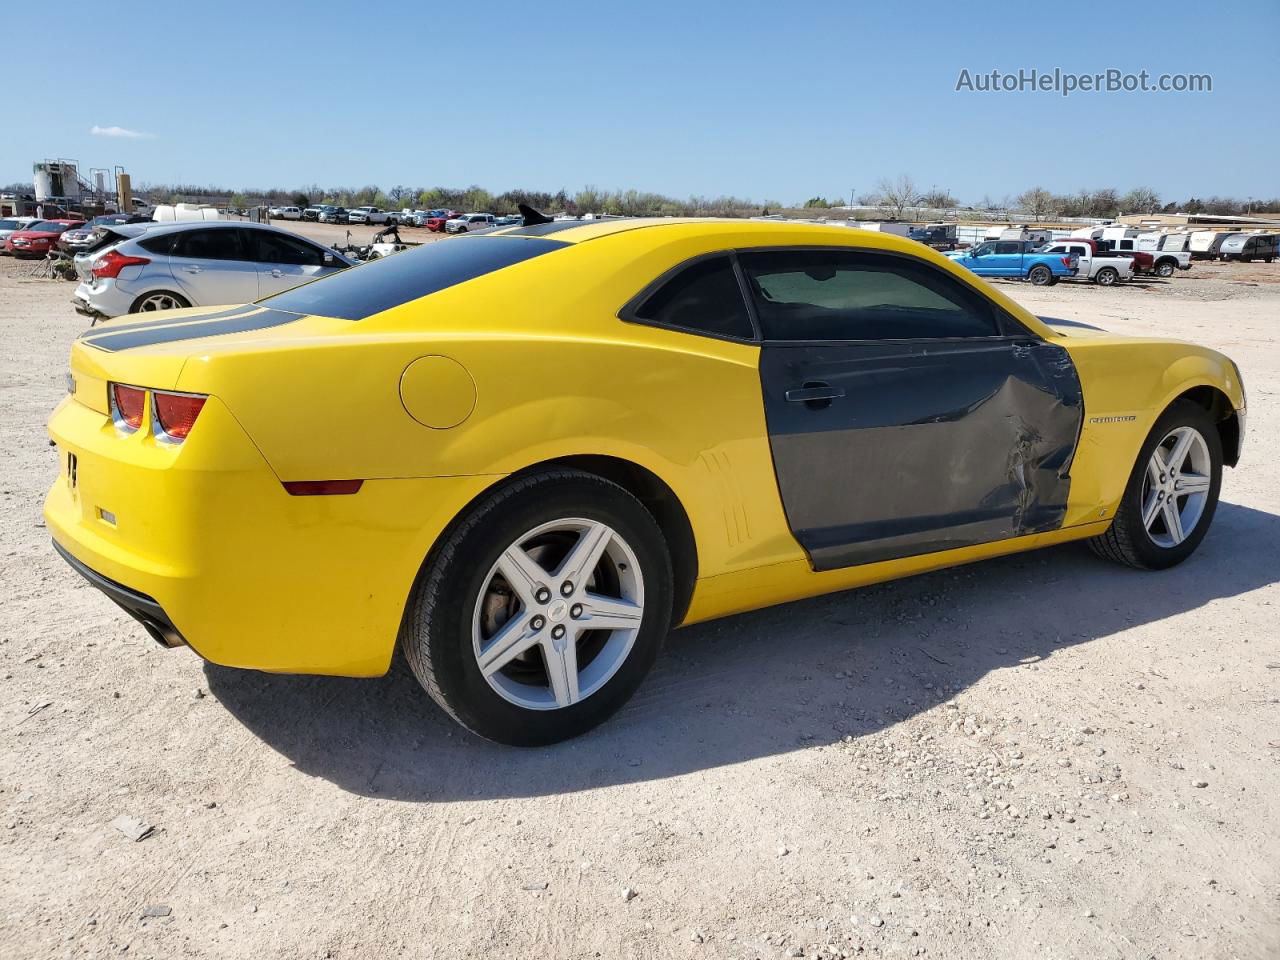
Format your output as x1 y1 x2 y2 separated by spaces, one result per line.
109 220 317 241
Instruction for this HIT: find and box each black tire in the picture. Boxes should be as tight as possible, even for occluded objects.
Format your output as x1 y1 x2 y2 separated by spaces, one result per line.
1094 266 1119 286
1088 399 1223 570
400 469 674 746
1028 265 1052 286
1155 260 1175 278
129 290 190 313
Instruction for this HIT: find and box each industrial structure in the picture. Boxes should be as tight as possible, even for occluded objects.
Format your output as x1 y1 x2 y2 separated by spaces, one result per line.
0 158 140 219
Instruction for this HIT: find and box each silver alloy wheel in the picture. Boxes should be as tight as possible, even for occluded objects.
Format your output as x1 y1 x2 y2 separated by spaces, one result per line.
472 518 644 711
1140 425 1212 548
138 293 184 312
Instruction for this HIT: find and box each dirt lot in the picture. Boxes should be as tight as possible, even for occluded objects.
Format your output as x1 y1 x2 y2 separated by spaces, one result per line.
1 249 1277 960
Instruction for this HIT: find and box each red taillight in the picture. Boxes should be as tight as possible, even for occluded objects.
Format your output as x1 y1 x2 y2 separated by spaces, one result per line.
153 391 207 440
282 480 364 496
1062 256 1073 268
92 249 150 280
111 383 146 430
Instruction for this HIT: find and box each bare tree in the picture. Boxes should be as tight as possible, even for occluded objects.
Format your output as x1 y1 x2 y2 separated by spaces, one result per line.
1120 187 1161 215
1016 187 1059 221
873 174 919 219
918 188 957 209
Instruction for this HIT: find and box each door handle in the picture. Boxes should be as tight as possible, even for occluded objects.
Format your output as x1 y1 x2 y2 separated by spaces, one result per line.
183 265 202 274
270 268 283 277
785 383 845 404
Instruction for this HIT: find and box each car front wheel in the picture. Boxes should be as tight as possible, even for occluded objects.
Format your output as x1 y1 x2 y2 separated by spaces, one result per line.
1088 399 1222 570
401 469 674 745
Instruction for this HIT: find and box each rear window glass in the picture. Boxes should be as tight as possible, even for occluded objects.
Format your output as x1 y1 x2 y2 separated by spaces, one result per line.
261 236 567 319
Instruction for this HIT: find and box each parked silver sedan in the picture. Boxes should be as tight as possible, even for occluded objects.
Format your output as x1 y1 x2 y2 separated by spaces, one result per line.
71 221 354 319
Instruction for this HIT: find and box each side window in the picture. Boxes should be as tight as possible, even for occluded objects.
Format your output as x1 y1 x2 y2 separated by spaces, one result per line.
138 233 176 255
173 228 246 261
739 250 1003 342
972 244 994 256
994 241 1021 254
631 256 755 341
251 231 324 266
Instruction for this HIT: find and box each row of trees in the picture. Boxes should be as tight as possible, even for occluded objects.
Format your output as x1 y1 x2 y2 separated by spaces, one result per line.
110 177 1280 221
804 176 1280 222
132 181 779 218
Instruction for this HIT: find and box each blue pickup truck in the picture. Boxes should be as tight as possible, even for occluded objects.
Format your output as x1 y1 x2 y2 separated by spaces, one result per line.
948 240 1078 286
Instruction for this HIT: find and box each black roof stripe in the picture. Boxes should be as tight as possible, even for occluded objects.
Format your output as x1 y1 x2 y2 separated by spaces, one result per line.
484 219 636 238
81 308 303 352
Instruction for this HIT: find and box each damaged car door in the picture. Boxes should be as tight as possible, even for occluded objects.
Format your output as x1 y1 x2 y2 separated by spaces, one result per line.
744 248 1083 571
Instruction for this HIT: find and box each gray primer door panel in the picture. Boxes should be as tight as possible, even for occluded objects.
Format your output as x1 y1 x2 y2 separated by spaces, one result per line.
759 339 1083 570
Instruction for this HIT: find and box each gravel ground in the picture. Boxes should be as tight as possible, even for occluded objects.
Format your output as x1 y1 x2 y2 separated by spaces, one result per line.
1 251 1277 960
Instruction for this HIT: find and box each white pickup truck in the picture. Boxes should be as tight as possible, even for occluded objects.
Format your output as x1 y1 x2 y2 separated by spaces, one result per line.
1039 239 1135 285
348 206 391 225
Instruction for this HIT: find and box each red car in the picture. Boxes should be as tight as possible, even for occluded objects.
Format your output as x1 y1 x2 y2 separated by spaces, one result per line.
4 219 83 257
426 210 459 232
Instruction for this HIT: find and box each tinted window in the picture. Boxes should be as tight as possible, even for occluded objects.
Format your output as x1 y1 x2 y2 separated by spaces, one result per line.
994 241 1022 254
138 232 177 255
0 219 19 229
261 235 566 320
971 244 994 256
173 228 247 261
251 230 324 266
632 256 754 341
739 250 1002 342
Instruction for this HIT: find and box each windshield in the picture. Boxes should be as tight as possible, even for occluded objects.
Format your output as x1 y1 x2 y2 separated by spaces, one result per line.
0 219 20 229
23 221 59 232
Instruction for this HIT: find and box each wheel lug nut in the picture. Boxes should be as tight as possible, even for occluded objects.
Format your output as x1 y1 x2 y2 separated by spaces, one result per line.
534 587 551 604
530 615 545 631
570 604 583 619
551 624 566 640
560 581 574 597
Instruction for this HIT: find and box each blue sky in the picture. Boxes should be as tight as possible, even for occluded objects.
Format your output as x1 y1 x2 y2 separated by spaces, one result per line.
7 0 1277 205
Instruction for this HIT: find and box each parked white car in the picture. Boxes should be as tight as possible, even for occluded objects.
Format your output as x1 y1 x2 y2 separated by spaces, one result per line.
71 221 353 319
272 206 302 221
445 213 496 233
1039 240 1135 285
348 206 390 225
0 216 37 251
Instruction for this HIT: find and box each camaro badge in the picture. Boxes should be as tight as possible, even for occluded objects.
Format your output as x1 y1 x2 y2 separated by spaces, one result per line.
1090 415 1137 423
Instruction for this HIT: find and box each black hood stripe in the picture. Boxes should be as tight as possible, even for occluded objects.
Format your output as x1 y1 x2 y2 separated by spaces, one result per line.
80 304 260 342
82 308 303 352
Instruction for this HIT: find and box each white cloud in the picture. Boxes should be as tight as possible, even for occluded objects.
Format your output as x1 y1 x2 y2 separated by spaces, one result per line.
90 125 156 140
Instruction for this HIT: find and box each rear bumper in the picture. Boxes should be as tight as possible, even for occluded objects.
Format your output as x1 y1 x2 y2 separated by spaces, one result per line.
73 279 133 319
52 539 186 648
45 392 498 676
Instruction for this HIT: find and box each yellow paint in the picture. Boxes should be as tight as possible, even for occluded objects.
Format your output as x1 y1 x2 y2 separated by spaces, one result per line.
399 355 477 429
45 220 1244 676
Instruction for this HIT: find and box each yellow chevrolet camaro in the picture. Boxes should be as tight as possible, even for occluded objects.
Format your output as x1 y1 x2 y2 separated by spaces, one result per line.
45 216 1246 744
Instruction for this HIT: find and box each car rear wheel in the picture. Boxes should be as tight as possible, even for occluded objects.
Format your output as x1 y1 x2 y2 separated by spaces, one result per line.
1029 265 1052 286
401 469 674 745
1094 266 1119 285
1088 400 1222 570
1155 260 1175 277
130 291 190 313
